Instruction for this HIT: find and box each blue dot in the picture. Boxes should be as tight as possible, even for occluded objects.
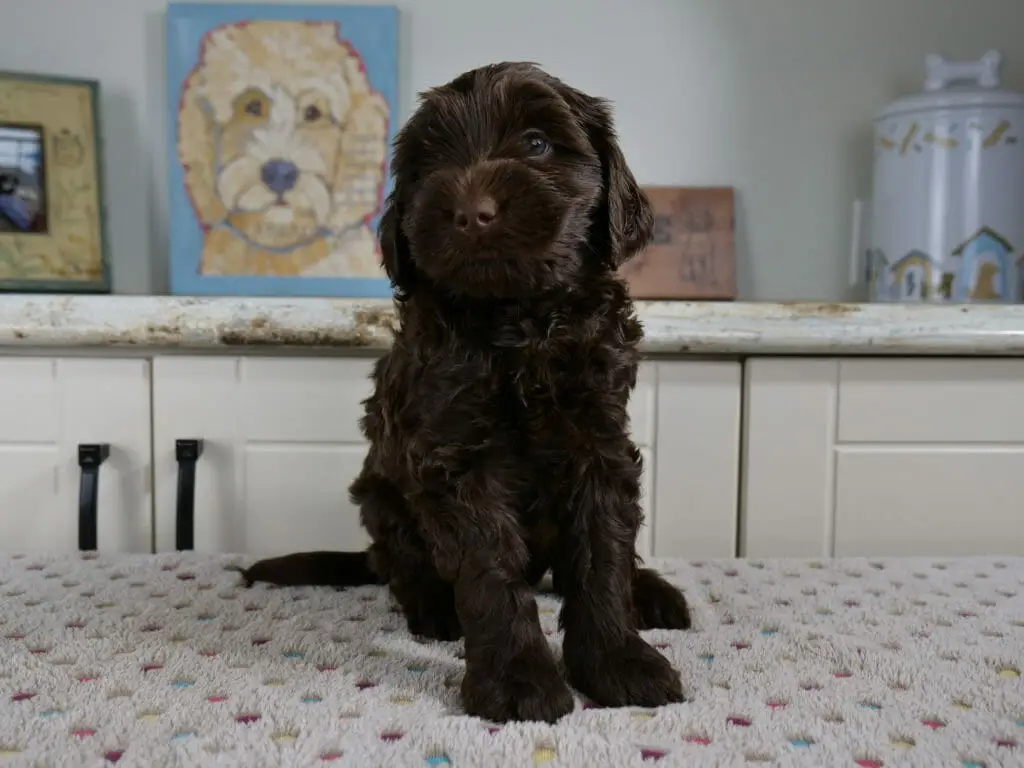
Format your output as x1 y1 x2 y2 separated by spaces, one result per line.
171 681 194 688
407 665 426 673
426 757 451 766
302 697 321 704
698 654 714 664
789 739 811 748
39 710 61 718
284 651 304 660
172 731 194 740
962 762 984 768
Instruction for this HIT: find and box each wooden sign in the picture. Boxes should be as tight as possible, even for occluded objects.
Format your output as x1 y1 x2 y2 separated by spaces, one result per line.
620 186 736 300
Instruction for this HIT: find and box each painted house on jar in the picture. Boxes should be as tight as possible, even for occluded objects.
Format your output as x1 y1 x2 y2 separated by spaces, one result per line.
889 249 937 300
952 226 1014 301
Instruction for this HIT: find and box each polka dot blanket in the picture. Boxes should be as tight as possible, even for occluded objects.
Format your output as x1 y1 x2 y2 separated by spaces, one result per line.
0 553 1021 767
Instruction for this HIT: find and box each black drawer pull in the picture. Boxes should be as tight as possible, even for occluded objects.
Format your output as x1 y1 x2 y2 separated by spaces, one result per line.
77 443 110 551
175 439 204 551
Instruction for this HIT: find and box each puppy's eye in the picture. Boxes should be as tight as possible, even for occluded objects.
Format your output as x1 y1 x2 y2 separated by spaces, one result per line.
523 131 551 157
245 100 263 117
303 104 323 123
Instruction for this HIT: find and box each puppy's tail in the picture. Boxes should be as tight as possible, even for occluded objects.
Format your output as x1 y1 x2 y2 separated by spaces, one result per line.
227 550 383 589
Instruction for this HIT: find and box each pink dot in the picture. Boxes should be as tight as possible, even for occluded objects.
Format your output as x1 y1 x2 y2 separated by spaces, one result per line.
207 695 227 703
105 750 123 763
320 752 343 761
727 717 751 727
684 736 711 745
922 719 945 730
855 761 882 768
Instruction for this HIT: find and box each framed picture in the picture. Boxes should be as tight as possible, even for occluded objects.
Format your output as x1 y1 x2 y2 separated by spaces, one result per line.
167 3 399 297
620 186 737 300
0 72 109 293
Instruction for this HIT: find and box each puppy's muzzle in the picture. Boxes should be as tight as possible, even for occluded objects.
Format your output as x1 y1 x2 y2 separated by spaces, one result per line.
453 193 498 235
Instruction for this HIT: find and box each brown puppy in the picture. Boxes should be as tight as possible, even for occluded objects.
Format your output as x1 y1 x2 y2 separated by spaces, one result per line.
239 61 691 723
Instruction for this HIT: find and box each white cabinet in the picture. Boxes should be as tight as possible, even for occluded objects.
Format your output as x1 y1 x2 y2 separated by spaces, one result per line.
151 356 742 559
152 356 377 555
0 357 152 554
742 358 1024 558
651 361 741 558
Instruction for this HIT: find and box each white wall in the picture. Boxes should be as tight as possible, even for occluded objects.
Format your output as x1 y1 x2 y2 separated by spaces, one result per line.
3 0 1024 300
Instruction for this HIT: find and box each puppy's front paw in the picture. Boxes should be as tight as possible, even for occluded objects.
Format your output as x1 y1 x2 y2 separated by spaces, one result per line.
566 633 683 708
633 569 691 630
462 649 575 723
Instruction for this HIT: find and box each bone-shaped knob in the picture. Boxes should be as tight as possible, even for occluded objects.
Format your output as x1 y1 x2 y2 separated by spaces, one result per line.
924 49 1002 92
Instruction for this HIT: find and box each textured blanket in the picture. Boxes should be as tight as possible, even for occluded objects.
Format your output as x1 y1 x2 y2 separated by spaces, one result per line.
0 553 1021 767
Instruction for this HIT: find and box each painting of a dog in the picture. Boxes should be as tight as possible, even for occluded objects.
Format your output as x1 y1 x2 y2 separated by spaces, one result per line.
167 4 398 296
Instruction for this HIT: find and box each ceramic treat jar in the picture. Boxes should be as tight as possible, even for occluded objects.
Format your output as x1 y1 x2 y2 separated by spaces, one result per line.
868 50 1024 303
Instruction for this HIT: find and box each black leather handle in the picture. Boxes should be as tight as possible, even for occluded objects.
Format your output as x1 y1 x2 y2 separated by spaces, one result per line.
77 444 110 551
174 439 204 551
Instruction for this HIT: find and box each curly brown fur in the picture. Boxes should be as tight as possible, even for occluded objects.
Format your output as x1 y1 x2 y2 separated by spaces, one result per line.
240 61 691 722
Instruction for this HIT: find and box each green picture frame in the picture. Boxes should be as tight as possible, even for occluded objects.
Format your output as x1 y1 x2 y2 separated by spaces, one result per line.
0 70 110 293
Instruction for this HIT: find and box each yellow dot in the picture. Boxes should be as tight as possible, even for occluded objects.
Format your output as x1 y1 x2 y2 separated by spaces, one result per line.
892 739 914 749
391 695 414 706
953 701 972 711
631 712 655 721
0 749 21 756
138 713 159 722
533 747 556 764
272 732 297 744
998 667 1020 679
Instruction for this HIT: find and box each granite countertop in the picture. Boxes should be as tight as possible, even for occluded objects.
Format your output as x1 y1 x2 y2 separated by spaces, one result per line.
0 295 1023 355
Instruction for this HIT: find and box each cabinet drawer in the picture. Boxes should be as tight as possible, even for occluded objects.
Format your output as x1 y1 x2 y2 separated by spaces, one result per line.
834 447 1024 556
837 359 1024 443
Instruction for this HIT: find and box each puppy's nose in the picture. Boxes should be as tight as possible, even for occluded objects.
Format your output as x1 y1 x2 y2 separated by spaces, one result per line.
261 159 300 195
454 195 498 231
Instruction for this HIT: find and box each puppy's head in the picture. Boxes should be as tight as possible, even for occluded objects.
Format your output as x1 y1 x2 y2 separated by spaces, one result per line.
380 62 653 300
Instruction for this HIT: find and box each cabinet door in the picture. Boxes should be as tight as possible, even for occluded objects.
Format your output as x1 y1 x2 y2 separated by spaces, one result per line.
742 358 1024 558
0 357 152 554
152 356 377 555
649 361 741 558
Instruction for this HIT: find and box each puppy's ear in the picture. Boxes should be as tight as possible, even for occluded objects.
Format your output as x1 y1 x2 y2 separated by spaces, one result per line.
567 91 654 267
176 69 227 228
378 189 416 300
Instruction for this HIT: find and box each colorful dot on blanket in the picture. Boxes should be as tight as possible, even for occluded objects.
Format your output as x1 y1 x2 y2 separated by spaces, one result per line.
171 732 194 740
71 729 96 739
961 763 985 768
320 752 343 762
922 718 946 730
640 747 665 761
104 751 122 763
998 667 1020 679
10 692 34 702
380 731 404 743
854 761 881 768
302 696 321 704
39 710 61 718
425 756 451 766
789 739 812 748
235 713 260 724
284 650 304 659
683 736 710 746
138 712 160 722
532 746 556 764
891 739 914 749
272 732 297 745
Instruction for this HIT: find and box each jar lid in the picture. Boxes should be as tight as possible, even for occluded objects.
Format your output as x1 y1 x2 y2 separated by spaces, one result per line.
875 50 1024 120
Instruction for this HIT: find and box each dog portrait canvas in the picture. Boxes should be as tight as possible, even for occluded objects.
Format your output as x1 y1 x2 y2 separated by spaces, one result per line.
166 3 398 297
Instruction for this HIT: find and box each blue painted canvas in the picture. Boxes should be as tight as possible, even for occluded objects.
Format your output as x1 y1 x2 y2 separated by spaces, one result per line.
166 3 398 297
